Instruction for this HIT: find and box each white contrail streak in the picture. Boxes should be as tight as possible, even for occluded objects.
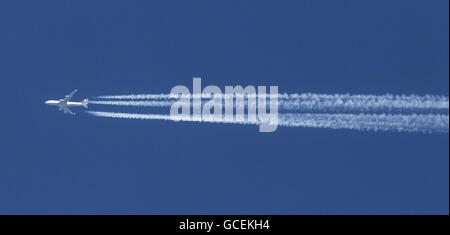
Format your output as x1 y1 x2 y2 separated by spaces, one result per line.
95 93 448 104
279 113 449 133
278 94 448 112
96 94 173 99
87 111 449 133
89 93 449 113
88 100 173 107
87 111 256 125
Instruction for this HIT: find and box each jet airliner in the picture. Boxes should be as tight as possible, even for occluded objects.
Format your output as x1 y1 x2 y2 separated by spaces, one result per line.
45 89 88 115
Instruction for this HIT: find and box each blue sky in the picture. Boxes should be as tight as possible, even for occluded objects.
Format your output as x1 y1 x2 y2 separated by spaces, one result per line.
0 1 448 214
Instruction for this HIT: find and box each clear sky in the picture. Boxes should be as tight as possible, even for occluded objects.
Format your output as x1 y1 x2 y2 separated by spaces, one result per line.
0 1 448 214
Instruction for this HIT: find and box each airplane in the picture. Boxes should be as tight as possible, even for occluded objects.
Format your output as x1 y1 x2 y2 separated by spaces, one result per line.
45 89 88 115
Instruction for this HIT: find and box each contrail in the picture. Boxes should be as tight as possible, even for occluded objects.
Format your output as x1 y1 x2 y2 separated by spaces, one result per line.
277 94 449 113
96 93 173 100
89 93 449 113
88 100 173 107
87 111 257 125
87 111 449 133
96 92 448 102
279 113 449 133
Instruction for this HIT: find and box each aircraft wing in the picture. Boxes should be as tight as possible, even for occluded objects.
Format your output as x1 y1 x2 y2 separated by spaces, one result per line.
63 89 78 102
62 107 76 115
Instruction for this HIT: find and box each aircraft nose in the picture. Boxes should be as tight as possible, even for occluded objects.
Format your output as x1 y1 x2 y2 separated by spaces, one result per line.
45 100 49 104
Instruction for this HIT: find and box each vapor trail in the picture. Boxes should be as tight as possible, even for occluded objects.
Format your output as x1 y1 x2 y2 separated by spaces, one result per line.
88 100 173 107
89 93 449 113
95 93 448 104
279 113 449 133
87 111 256 125
96 94 173 100
87 111 449 133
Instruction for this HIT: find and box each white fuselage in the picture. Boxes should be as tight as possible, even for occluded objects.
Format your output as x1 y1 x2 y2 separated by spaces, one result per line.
45 100 83 108
45 97 88 115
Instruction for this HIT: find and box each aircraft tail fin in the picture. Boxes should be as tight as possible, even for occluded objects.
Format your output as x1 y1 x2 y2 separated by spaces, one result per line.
82 98 88 108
